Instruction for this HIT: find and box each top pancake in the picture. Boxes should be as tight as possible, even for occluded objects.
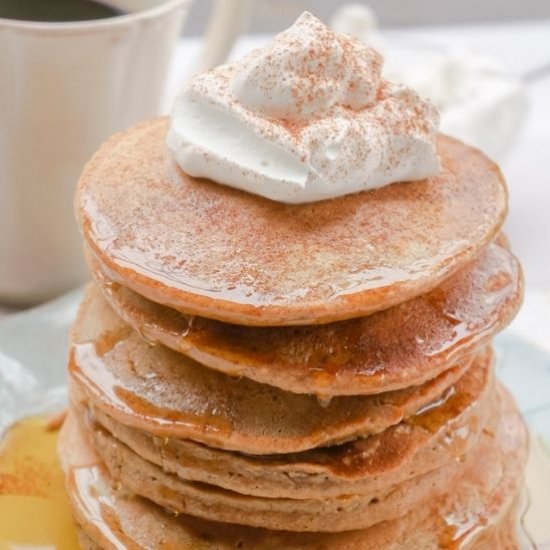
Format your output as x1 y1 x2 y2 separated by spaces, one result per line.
76 118 507 326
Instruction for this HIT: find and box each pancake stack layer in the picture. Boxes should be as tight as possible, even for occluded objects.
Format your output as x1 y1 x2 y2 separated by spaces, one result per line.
59 119 528 549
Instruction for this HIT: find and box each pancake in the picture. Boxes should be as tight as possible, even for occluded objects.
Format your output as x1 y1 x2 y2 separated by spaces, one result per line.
82 408 496 533
88 239 522 395
74 347 494 500
78 373 498 532
58 386 528 547
76 498 526 550
76 118 508 326
70 285 483 455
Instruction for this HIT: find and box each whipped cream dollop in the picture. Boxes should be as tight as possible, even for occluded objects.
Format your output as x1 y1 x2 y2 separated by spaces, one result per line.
167 12 440 204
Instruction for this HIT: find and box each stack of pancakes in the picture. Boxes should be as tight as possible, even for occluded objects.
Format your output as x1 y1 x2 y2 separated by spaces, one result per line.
59 119 528 549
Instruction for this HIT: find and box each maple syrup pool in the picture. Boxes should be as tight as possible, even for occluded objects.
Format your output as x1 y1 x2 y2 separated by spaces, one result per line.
0 414 79 550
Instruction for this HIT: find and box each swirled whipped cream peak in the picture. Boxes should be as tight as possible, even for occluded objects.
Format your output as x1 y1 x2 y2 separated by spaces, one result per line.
167 12 440 204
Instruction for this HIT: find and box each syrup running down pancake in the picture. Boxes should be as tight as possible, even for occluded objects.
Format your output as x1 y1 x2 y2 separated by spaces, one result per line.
77 119 507 326
69 285 489 456
88 239 522 395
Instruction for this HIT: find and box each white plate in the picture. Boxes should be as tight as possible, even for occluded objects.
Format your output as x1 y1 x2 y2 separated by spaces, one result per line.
0 288 80 431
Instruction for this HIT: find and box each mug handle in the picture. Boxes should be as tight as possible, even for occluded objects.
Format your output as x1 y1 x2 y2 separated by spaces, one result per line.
196 0 252 73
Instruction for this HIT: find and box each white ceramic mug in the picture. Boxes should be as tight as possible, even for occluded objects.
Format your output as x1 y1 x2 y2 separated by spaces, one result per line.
0 0 247 305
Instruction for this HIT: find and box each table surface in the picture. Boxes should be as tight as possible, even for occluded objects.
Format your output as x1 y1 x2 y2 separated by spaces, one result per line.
1 19 549 319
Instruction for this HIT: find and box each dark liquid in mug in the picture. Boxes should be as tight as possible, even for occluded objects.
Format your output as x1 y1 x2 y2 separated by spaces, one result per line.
0 0 126 22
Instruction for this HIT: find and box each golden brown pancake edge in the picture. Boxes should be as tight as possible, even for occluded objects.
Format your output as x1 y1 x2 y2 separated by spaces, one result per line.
76 118 508 326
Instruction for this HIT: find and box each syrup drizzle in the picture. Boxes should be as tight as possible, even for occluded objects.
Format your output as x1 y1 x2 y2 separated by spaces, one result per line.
0 415 79 550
